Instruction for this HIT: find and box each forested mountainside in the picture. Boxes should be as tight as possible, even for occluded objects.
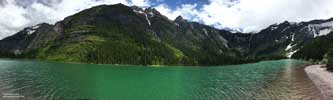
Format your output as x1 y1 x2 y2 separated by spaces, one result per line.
1 3 333 66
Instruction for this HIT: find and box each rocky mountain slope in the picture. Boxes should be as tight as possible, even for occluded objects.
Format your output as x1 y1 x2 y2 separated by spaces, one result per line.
0 4 245 66
1 3 333 65
224 18 333 60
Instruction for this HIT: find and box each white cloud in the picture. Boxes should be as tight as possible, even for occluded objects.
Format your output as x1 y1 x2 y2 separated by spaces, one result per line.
155 0 333 32
154 4 201 21
0 1 29 38
130 0 150 7
155 4 181 20
1 0 333 39
0 0 150 39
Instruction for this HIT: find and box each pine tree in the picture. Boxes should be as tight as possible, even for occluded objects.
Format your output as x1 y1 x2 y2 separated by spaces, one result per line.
326 48 333 71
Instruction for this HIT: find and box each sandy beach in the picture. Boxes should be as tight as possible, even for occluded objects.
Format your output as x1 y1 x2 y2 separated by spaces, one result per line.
305 65 333 100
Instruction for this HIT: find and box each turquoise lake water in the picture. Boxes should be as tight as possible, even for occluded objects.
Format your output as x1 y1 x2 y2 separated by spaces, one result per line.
0 59 321 100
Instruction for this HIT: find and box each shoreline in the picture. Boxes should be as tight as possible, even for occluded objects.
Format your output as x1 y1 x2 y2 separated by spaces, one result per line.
0 58 292 67
305 65 333 100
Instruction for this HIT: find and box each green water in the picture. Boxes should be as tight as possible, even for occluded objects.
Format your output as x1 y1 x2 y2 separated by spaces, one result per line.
0 59 320 100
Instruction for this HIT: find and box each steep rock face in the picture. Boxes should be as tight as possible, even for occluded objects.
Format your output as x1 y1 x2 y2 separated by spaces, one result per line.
258 19 333 58
248 21 304 57
223 19 333 58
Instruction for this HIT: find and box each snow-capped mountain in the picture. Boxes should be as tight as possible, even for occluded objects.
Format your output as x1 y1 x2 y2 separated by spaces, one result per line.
223 18 333 59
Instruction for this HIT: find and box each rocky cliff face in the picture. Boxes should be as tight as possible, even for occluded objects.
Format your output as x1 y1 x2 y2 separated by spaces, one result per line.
224 19 333 59
1 3 333 65
0 23 60 54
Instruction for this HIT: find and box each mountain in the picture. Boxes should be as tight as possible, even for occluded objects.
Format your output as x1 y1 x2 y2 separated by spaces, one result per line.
292 31 333 60
1 3 333 66
0 23 59 55
0 4 248 66
224 19 333 60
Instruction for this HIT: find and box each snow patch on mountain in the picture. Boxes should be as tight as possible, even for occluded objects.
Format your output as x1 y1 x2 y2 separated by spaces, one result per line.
229 30 239 33
286 50 299 58
144 13 151 26
285 33 296 50
305 25 318 37
147 11 154 17
26 29 36 35
302 21 333 38
270 26 278 30
26 25 40 35
318 28 332 36
32 25 40 30
285 33 298 58
175 23 180 27
133 9 151 26
133 9 144 14
313 21 333 27
281 26 290 33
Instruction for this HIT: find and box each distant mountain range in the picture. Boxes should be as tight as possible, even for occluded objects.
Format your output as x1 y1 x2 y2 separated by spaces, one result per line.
0 3 332 66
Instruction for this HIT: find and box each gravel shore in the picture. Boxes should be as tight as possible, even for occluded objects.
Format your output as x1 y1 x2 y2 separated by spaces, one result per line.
305 65 333 100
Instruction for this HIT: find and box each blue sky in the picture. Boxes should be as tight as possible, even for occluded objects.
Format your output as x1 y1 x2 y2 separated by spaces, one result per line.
151 0 209 9
0 0 333 39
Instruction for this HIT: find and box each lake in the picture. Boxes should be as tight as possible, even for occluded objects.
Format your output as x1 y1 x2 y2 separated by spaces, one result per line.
0 59 321 100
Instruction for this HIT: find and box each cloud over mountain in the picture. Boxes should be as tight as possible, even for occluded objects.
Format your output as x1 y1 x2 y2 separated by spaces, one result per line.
0 0 149 39
1 0 333 39
156 0 333 32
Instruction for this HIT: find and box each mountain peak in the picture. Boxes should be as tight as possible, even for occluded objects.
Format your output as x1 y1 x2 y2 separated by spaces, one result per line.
175 16 185 22
131 5 143 11
144 7 160 16
113 3 127 7
282 21 290 25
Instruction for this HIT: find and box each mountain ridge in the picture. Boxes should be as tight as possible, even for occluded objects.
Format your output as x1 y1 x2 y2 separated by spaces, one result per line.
0 3 333 66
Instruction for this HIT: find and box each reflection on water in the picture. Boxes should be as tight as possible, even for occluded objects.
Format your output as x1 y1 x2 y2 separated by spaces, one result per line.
0 59 321 100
